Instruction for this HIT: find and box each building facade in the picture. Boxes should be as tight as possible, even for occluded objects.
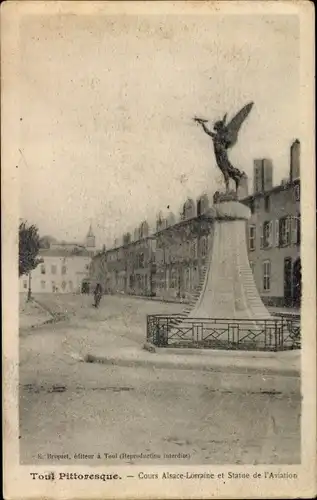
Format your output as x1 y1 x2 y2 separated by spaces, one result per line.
19 225 96 294
88 141 301 308
154 196 213 301
88 221 156 296
19 247 92 294
241 140 301 307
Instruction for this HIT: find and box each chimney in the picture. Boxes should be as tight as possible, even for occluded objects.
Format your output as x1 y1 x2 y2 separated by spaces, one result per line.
262 159 273 191
253 159 263 193
253 159 273 193
290 139 300 181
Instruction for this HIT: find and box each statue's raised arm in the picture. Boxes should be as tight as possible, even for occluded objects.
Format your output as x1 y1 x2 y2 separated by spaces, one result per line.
193 116 215 138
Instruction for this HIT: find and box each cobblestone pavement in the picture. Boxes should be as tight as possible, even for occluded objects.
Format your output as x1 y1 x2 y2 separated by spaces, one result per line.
19 294 301 466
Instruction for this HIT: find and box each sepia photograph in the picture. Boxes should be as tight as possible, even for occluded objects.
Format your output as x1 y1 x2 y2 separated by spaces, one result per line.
2 1 315 499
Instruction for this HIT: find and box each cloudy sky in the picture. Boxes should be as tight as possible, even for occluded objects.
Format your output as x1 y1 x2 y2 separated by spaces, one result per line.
19 13 299 247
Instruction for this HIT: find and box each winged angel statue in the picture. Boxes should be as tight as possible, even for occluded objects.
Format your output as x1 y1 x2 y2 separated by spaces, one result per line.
194 102 254 193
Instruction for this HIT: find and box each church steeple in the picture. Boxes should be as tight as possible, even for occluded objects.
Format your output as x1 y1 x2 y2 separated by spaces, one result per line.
86 221 96 249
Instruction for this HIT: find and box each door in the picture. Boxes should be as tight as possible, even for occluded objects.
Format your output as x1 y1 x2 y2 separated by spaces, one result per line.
284 258 293 307
292 258 301 307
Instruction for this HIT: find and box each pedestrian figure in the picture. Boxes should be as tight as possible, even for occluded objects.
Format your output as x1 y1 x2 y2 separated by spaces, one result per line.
93 283 103 308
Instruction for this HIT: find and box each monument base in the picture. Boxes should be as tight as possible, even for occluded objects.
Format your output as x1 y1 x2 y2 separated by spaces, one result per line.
190 200 271 321
167 200 272 348
213 190 238 204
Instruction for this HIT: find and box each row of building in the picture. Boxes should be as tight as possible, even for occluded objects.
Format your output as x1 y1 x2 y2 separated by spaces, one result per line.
20 140 301 308
87 140 301 308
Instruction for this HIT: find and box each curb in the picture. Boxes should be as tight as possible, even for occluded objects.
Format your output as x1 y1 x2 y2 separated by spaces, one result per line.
143 342 301 358
20 299 69 331
84 352 300 378
32 298 69 322
19 314 69 332
32 298 65 318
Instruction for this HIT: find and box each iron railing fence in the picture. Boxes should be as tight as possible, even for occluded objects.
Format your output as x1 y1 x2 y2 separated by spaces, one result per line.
146 314 301 351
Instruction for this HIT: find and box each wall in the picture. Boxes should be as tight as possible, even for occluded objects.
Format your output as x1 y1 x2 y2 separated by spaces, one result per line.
242 180 300 306
19 255 91 293
154 217 213 301
126 238 156 296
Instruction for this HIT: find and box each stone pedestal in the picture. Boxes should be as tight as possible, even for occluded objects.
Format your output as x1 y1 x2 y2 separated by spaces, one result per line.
189 201 271 321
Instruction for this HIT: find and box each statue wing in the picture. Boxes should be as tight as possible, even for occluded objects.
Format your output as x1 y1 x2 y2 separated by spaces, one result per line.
224 102 254 147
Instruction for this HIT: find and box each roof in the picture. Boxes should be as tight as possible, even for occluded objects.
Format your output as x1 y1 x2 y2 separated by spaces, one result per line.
106 234 155 253
240 178 300 203
39 247 93 257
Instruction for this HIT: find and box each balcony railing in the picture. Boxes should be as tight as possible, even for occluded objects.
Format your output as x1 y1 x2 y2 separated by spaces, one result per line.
146 314 300 351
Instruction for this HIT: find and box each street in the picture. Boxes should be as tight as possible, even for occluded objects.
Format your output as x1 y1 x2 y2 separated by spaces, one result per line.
19 294 301 465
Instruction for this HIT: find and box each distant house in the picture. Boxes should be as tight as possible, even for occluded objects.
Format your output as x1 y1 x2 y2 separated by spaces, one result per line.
19 225 96 294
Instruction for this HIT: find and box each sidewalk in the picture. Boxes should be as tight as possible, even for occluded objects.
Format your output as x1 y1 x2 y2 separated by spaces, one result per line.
19 298 53 330
85 342 300 395
269 307 300 317
85 343 300 377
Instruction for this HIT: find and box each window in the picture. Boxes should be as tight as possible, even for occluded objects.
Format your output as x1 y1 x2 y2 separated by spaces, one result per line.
69 281 73 291
191 239 198 259
297 215 301 245
61 265 67 275
184 267 191 291
51 281 56 292
249 261 254 274
192 267 199 287
275 219 280 247
41 280 45 290
263 221 273 248
279 217 291 246
255 198 261 210
61 281 66 291
264 195 270 212
259 223 264 248
248 225 256 251
170 246 176 263
51 265 57 275
186 241 191 259
139 253 145 268
23 281 28 289
263 260 271 291
170 269 177 289
290 217 299 245
162 248 168 264
201 237 207 257
295 184 300 201
41 264 46 275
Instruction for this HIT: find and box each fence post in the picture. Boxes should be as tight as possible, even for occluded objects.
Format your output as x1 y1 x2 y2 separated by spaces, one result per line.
280 319 284 349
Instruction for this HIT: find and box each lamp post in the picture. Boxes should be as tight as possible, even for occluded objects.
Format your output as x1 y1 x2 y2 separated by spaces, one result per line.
27 271 32 302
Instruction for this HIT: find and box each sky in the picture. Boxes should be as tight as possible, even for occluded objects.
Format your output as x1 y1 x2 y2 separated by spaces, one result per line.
19 13 299 248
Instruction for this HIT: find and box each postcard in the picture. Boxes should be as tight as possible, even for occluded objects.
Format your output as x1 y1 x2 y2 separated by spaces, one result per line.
2 1 316 498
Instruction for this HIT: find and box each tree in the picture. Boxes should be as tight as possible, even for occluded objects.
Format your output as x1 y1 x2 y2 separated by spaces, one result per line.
19 221 42 277
39 235 57 249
